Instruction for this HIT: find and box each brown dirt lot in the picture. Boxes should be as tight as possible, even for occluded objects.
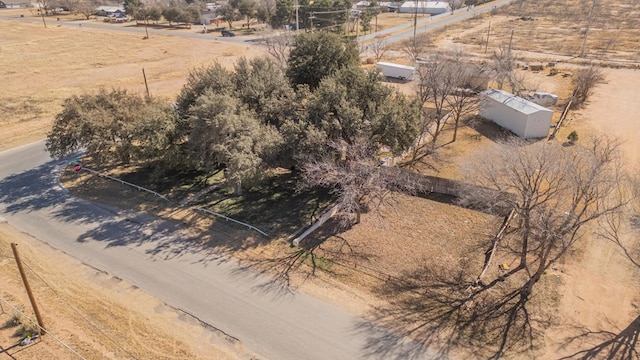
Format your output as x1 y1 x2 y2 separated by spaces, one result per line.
0 13 262 152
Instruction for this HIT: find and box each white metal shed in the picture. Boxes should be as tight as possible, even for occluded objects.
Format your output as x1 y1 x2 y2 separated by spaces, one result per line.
479 89 553 139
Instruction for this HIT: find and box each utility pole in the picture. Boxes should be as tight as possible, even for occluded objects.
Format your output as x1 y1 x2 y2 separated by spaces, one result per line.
11 243 46 335
295 0 299 34
412 0 418 47
142 68 150 98
38 1 47 28
144 16 150 39
508 28 514 53
580 0 597 58
484 20 491 53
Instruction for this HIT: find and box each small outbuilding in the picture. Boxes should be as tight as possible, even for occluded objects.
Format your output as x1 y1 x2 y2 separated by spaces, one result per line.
479 89 553 139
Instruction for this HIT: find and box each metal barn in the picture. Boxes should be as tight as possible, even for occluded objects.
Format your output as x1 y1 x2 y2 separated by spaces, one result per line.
479 89 553 139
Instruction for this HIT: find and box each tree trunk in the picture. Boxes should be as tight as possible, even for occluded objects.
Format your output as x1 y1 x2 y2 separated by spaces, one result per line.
452 116 460 142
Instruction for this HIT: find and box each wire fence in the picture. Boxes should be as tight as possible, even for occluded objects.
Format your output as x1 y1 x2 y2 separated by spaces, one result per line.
0 297 87 360
77 165 269 237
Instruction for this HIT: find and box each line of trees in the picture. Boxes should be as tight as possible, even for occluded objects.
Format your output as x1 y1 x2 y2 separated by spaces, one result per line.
122 0 352 30
124 0 201 25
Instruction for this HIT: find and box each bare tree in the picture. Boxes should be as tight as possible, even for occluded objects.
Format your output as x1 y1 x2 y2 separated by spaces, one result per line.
370 37 388 62
408 135 630 357
571 65 605 108
460 135 627 289
445 61 485 143
489 44 524 93
415 52 457 150
401 33 431 65
299 138 424 226
258 30 293 68
74 0 98 20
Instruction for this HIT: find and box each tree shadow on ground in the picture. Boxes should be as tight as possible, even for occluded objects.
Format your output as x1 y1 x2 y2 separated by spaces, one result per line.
229 218 364 296
356 260 544 360
0 158 239 265
466 116 520 143
0 158 118 226
558 315 640 360
201 172 334 240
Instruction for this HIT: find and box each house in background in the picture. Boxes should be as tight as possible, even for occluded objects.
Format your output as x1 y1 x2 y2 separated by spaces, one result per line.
479 89 553 139
95 5 125 17
399 1 450 15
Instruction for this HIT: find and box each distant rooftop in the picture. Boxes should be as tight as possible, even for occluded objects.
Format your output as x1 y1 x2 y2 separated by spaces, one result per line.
481 89 552 115
400 1 451 9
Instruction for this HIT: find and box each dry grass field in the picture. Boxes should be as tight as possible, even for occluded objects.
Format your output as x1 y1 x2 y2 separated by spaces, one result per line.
2 1 640 358
0 11 262 151
447 0 640 63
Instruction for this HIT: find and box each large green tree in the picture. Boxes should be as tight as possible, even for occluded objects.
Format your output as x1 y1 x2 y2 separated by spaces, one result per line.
218 4 238 29
233 57 299 128
286 31 359 89
123 0 143 18
187 93 283 194
295 69 423 224
231 0 257 28
270 0 294 29
306 67 421 155
175 59 297 186
46 89 177 165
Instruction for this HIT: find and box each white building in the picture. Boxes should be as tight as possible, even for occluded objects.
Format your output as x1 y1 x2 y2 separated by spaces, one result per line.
95 5 125 16
480 89 553 139
399 1 450 14
354 1 371 9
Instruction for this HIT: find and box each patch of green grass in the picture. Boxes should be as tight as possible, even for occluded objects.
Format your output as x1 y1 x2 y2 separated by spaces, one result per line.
76 162 335 241
201 171 335 239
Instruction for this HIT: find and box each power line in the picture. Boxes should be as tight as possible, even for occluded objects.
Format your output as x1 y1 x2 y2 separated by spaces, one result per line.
0 297 87 360
20 261 138 359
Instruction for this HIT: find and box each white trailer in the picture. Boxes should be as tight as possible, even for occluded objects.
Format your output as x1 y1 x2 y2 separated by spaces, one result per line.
376 62 416 81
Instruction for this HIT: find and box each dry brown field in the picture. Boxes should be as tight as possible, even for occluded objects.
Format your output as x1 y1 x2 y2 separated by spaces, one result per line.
447 0 640 64
0 10 262 152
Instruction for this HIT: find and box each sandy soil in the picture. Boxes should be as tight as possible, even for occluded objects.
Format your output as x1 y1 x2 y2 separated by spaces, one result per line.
542 68 640 358
574 68 640 169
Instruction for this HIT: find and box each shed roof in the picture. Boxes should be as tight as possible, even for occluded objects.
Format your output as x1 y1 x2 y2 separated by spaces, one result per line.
96 5 125 12
400 1 451 9
481 89 551 115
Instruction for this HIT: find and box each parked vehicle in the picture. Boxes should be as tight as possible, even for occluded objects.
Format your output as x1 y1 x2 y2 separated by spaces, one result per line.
221 29 235 37
375 62 416 81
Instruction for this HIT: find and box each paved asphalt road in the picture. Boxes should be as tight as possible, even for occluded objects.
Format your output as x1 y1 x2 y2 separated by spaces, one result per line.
0 142 440 360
